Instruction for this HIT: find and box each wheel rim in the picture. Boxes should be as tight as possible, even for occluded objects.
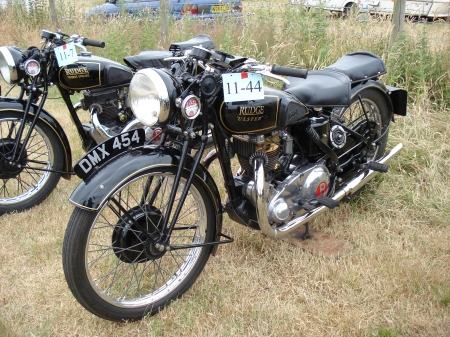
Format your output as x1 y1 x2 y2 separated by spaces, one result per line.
85 172 208 309
338 96 382 160
0 117 54 205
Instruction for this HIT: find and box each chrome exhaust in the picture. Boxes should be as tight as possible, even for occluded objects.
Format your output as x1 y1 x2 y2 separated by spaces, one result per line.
255 143 404 239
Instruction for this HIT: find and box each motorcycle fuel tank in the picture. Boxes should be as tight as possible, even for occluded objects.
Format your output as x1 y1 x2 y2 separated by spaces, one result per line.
219 87 308 134
58 55 133 91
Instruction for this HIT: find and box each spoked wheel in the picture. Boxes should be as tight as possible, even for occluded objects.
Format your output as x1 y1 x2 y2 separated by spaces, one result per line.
62 167 216 322
337 87 389 162
0 112 64 215
333 87 390 195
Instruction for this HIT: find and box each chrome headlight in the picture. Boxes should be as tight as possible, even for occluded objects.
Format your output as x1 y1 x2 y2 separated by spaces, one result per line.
129 68 170 127
0 46 23 84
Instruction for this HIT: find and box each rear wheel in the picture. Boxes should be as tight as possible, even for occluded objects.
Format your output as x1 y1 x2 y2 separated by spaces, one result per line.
0 111 64 214
334 87 390 195
340 87 390 161
62 167 216 322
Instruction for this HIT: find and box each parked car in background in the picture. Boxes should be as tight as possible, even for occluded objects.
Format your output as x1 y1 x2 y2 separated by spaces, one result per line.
359 0 450 20
291 0 360 16
86 0 243 20
292 0 449 19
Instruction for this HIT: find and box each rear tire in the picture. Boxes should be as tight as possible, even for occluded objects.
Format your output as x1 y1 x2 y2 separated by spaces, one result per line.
0 111 64 214
336 87 390 197
62 167 216 321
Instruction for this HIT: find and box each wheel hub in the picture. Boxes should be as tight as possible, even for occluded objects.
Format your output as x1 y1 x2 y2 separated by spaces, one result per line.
0 139 27 179
112 205 166 263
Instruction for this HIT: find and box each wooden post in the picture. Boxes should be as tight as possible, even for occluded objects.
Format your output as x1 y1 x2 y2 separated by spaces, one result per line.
48 0 59 29
389 0 406 51
160 0 170 46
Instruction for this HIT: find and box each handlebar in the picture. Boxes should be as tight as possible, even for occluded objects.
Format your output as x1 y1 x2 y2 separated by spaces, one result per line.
271 65 308 79
81 38 105 48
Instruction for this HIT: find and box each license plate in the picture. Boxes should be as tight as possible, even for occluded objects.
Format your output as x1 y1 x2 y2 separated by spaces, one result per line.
212 5 230 13
74 129 145 179
54 42 78 67
222 73 265 103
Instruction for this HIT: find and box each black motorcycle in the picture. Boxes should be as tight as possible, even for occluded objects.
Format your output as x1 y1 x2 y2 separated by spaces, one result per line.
62 46 407 321
0 30 215 214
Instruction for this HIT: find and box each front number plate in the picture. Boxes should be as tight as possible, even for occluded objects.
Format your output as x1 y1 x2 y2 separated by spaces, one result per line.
222 73 264 103
74 129 145 179
54 42 78 67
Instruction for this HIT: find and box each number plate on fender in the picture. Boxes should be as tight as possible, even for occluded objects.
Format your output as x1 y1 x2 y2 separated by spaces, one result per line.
54 42 78 67
222 73 264 103
74 129 145 179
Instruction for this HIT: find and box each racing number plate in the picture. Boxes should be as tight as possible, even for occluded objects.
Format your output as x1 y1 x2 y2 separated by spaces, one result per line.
54 42 78 67
211 5 231 13
222 73 264 103
74 129 145 179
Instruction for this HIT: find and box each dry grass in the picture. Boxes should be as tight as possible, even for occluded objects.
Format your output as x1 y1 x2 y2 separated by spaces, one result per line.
1 2 450 336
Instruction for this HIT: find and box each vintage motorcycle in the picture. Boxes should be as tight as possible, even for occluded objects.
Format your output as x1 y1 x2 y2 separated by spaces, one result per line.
62 45 407 321
0 29 215 215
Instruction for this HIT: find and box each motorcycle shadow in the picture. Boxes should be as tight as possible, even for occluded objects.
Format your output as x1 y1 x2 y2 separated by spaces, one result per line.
283 224 354 259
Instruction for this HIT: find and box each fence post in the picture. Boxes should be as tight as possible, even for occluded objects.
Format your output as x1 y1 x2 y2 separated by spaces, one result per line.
389 0 406 51
160 0 169 46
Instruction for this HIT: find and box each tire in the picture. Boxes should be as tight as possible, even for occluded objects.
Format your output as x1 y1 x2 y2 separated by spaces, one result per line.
0 111 64 214
343 2 358 18
62 166 216 322
335 87 390 196
340 87 390 161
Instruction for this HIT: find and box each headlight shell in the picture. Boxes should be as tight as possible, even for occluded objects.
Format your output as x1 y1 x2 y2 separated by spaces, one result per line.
129 68 171 127
0 46 24 84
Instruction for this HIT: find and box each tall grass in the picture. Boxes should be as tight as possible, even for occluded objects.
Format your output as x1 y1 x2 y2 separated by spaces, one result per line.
0 1 449 336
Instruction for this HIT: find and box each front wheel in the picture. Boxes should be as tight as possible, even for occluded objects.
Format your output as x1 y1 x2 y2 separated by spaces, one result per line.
62 167 216 322
0 111 64 214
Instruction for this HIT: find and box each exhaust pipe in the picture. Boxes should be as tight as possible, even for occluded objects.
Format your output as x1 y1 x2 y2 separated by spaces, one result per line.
255 143 403 239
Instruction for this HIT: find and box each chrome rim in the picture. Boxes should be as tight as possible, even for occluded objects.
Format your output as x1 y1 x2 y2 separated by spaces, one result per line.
0 117 54 205
340 97 382 160
85 172 208 308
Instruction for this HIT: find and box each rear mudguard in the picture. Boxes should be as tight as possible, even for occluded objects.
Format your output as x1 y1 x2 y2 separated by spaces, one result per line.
69 145 223 252
0 98 73 179
351 80 407 117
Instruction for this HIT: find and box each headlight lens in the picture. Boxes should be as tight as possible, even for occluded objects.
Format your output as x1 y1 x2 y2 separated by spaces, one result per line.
129 68 170 127
0 46 23 84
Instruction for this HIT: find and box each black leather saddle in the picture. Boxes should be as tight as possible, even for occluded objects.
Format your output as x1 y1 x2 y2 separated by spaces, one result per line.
283 51 387 107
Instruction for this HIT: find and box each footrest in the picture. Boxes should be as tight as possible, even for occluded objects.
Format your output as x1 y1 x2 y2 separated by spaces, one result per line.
367 161 388 173
316 196 340 209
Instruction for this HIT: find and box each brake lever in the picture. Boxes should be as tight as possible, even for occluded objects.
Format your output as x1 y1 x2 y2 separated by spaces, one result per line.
256 70 290 85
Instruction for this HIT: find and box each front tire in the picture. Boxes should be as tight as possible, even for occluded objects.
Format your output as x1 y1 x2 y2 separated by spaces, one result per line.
0 111 64 214
62 167 216 322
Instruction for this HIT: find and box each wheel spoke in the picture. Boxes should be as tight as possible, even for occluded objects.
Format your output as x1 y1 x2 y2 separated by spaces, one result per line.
79 171 211 309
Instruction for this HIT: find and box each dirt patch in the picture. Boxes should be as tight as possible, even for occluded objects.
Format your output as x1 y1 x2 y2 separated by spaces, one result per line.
284 224 354 259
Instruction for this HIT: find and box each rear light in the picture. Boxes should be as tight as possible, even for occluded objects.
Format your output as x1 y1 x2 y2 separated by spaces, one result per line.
235 4 243 12
181 4 198 14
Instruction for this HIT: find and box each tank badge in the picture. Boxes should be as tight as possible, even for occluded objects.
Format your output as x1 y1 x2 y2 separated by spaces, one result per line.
237 106 265 122
64 65 90 79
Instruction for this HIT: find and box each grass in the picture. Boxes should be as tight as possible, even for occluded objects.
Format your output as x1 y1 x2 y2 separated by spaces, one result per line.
0 1 450 336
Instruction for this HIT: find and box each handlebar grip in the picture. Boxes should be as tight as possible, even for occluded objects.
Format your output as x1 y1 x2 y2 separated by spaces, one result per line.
271 65 308 79
82 38 105 48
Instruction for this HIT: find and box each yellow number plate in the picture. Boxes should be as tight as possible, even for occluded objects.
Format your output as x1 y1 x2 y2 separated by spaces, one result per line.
212 5 231 13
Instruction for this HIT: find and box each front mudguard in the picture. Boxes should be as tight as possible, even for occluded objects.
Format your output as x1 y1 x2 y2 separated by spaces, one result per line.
69 145 223 253
351 80 407 117
0 98 73 179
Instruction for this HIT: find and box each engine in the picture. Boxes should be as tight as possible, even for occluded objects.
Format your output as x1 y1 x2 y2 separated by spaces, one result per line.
232 130 331 226
80 86 136 144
